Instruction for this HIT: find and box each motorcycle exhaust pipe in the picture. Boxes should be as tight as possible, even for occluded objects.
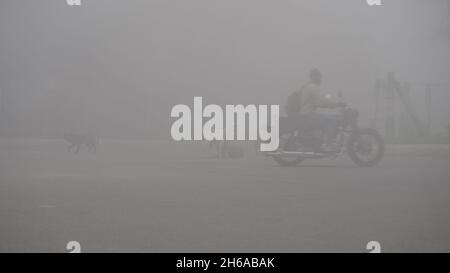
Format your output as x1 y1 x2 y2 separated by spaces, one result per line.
264 151 325 158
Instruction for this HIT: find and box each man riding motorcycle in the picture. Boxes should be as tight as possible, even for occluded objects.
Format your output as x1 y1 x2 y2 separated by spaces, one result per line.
285 68 344 153
266 69 384 167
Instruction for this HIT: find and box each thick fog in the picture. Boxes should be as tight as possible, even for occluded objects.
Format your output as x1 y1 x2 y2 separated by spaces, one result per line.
1 0 449 139
2 1 450 254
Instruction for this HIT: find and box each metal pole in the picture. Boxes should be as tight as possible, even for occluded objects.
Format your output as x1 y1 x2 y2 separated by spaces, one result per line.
0 88 4 114
385 72 396 142
371 79 381 130
0 88 5 137
448 0 450 22
425 84 432 138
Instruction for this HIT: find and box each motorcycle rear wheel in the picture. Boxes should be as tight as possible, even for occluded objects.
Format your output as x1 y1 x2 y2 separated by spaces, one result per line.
273 155 305 167
272 132 305 167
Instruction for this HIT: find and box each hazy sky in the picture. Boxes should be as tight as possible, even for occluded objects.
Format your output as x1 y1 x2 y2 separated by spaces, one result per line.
1 0 449 138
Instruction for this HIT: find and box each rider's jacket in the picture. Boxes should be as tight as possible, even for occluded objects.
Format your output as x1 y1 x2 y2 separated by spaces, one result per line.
300 82 335 115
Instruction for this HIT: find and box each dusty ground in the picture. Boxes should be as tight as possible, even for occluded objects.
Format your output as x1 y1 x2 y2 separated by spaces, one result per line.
0 139 449 252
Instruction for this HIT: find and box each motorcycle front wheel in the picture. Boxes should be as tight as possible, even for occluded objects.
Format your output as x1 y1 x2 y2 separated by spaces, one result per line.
347 128 384 167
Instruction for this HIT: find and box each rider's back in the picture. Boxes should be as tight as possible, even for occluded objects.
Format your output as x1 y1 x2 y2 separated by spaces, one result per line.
300 82 322 115
285 82 322 118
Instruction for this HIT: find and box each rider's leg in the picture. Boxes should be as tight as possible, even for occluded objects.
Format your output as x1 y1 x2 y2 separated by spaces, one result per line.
279 116 292 135
316 114 338 151
298 114 322 151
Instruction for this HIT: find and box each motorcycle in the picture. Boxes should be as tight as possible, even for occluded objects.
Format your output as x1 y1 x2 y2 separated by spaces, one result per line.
264 98 385 167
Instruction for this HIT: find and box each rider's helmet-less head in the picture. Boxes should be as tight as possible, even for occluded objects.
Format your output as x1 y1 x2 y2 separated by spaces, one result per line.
310 68 322 85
